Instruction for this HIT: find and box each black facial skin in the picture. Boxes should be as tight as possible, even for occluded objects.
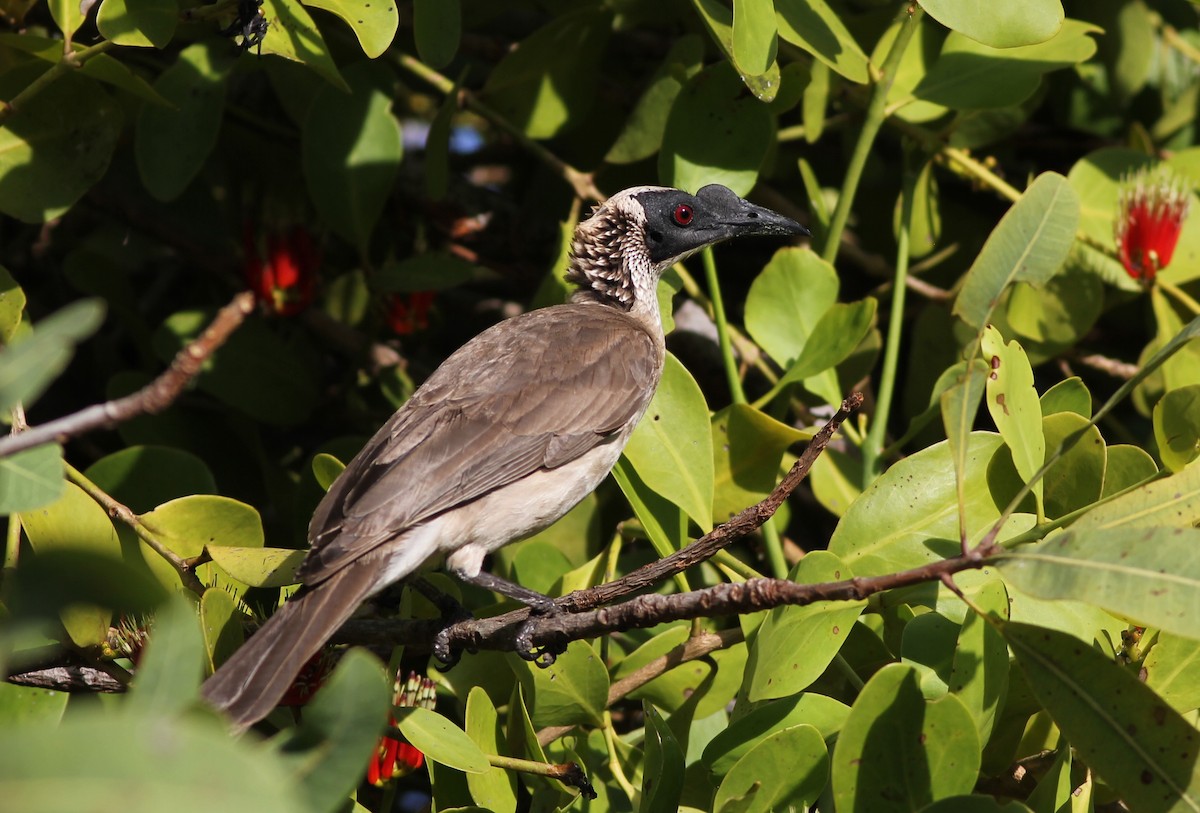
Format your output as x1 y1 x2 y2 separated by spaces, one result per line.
635 184 809 266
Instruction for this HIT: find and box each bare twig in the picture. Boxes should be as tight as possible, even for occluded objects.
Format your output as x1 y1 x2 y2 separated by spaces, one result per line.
0 292 255 459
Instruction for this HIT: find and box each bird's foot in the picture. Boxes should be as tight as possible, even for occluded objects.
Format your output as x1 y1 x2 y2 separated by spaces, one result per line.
514 598 567 668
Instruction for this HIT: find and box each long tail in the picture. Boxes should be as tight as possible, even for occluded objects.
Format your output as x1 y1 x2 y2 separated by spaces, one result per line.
200 561 383 732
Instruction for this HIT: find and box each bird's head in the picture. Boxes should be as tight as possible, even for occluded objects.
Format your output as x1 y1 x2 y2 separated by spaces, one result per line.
567 184 809 313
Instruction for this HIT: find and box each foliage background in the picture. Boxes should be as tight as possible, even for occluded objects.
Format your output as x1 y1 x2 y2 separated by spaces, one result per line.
3 0 1200 811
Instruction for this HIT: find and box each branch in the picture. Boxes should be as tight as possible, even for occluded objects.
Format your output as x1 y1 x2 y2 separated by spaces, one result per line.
0 291 256 459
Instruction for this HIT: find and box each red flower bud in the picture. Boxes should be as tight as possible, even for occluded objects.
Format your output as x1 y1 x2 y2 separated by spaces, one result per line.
278 650 335 707
366 671 437 787
386 291 435 335
1115 167 1191 284
244 225 320 315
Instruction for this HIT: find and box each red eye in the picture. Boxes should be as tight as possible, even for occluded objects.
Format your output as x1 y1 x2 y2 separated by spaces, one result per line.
673 204 693 226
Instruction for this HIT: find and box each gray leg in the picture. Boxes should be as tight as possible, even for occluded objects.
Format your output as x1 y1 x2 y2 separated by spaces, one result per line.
450 568 565 667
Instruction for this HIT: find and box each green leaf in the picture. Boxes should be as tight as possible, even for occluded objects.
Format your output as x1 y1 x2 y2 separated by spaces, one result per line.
18 482 121 647
920 0 1063 48
79 53 171 106
714 724 828 813
142 495 265 559
690 0 780 101
712 404 810 524
48 0 84 39
0 683 68 727
981 327 1045 512
1154 385 1200 472
127 594 204 717
997 527 1200 640
199 586 241 672
304 0 398 58
0 69 121 223
412 0 458 67
480 8 611 139
260 0 347 89
1101 445 1159 498
84 446 217 514
732 0 777 77
746 551 865 701
0 298 105 412
96 0 177 47
1075 460 1198 531
303 61 403 253
135 43 231 202
277 649 392 812
659 61 773 197
373 253 478 293
772 298 878 394
831 664 980 812
0 265 24 344
921 798 1035 813
953 172 1080 330
774 0 869 83
612 625 745 718
508 639 607 729
1041 412 1104 519
941 360 989 536
914 22 1099 110
948 579 1010 743
311 453 345 492
702 692 849 777
1145 632 1200 713
744 247 839 367
208 547 305 588
1000 620 1200 813
612 457 690 558
0 711 306 813
623 353 714 531
642 703 686 813
396 706 490 773
0 443 64 515
464 687 519 813
1040 377 1091 417
606 36 703 164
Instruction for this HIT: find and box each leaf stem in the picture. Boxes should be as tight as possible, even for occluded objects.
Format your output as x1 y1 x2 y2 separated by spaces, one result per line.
0 39 115 128
820 7 922 264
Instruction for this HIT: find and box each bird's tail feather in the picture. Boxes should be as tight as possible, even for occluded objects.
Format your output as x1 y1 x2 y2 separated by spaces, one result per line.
200 562 382 731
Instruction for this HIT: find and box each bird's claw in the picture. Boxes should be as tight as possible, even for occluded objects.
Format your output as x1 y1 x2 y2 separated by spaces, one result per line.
515 602 566 668
432 626 462 671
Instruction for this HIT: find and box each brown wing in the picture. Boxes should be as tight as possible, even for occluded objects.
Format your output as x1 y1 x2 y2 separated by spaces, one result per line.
298 303 662 584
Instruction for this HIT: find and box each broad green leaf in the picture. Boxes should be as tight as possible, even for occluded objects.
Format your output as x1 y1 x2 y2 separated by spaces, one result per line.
303 61 403 253
1102 445 1159 498
690 0 780 101
276 649 391 810
623 353 713 531
412 0 458 67
746 551 865 701
0 683 68 727
1145 633 1200 713
0 712 305 813
199 586 241 672
997 527 1200 640
642 703 685 813
948 579 1010 743
312 453 345 492
774 0 868 83
901 611 961 696
831 664 980 812
127 594 204 717
922 798 1035 813
84 446 216 514
97 0 177 47
208 547 306 588
142 495 265 558
744 247 839 367
0 69 121 223
1000 267 1104 362
153 310 318 426
941 360 989 539
81 53 172 106
1076 459 1197 530
920 0 1062 48
1151 288 1200 396
136 43 231 202
374 253 478 293
1040 377 1090 417
732 0 777 77
810 447 863 518
712 404 810 524
612 457 690 558
305 0 398 58
914 22 1099 110
880 18 949 125
0 443 64 514
1154 385 1200 472
612 625 745 718
902 158 943 257
1041 412 1105 519
607 36 704 164
829 433 1010 575
19 482 121 647
1096 315 1200 427
714 724 828 813
953 173 1080 330
772 298 878 393
508 640 607 729
396 706 490 773
1025 742 1072 813
1000 620 1200 813
981 327 1045 512
802 60 828 139
48 0 84 39
1067 148 1152 289
703 693 849 776
260 0 347 89
0 265 23 344
0 298 104 412
659 61 773 197
464 687 519 813
480 8 611 139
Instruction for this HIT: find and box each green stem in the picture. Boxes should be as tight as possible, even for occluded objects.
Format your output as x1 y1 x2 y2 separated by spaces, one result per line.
702 247 746 405
713 549 764 581
0 40 115 128
761 520 789 580
1159 279 1200 315
4 512 19 572
833 653 865 693
820 7 922 264
862 159 915 483
675 262 780 386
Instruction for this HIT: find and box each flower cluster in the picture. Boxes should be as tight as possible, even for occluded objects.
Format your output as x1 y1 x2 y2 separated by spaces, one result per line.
243 226 320 315
386 291 436 335
366 671 437 787
1115 166 1191 284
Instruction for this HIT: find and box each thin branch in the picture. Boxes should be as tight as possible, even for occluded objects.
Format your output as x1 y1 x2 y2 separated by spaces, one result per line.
0 291 256 459
0 40 115 126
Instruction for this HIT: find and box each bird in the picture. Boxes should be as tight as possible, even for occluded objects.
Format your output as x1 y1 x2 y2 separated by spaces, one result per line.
200 184 808 730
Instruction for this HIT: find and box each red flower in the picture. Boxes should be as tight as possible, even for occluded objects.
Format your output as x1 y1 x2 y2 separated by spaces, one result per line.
1115 167 1191 284
278 650 335 707
386 291 435 335
366 671 436 787
244 226 320 315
